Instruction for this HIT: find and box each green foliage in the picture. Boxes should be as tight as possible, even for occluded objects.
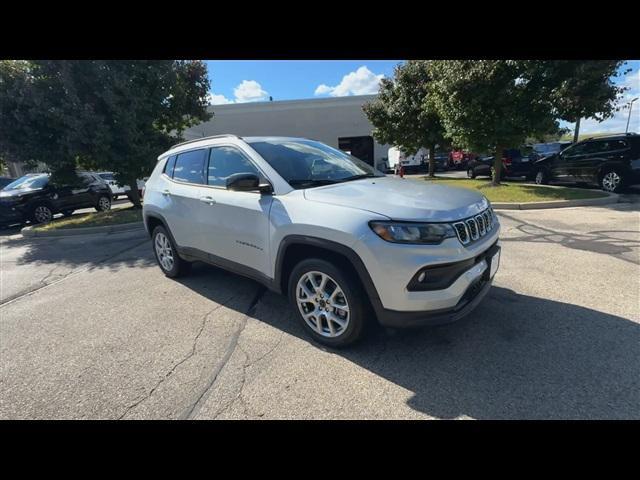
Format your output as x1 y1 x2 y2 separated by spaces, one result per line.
0 60 211 205
363 61 448 174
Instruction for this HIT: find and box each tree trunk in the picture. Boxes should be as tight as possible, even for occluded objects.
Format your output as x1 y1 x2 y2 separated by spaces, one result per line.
126 176 142 208
492 145 504 186
428 144 436 178
573 117 581 144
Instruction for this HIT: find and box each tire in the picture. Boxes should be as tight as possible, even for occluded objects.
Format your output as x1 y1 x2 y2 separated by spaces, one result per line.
534 168 549 185
600 168 625 193
288 258 368 348
152 225 191 278
30 204 54 224
467 168 476 179
95 195 111 212
62 210 74 217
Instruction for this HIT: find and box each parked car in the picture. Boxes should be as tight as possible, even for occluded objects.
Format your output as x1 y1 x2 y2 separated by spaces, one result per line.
388 147 427 174
449 150 476 170
467 147 535 179
96 172 145 200
0 177 15 189
530 141 572 160
532 133 640 192
143 135 501 347
0 171 112 227
433 153 449 172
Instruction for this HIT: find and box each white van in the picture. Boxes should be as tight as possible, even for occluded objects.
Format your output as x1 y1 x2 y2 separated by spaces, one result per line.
387 147 427 173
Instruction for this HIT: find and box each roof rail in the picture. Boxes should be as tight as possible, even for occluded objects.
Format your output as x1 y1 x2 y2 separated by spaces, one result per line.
171 134 240 149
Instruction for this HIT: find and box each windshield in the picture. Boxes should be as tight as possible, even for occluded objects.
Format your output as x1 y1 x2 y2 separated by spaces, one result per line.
98 173 115 181
248 139 382 189
2 174 49 191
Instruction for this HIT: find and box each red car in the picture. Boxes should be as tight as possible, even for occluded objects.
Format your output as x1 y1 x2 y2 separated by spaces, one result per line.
448 150 477 170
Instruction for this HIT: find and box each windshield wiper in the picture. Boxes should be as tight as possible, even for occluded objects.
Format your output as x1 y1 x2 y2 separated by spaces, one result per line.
335 174 378 183
287 179 340 188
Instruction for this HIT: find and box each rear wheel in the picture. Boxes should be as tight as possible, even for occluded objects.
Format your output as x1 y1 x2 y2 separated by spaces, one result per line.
288 258 367 348
600 168 625 193
535 168 549 185
95 195 111 212
152 225 191 278
30 204 53 224
467 168 476 179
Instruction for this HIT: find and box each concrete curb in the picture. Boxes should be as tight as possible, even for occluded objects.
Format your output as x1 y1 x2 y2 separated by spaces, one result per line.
492 191 619 210
21 222 144 238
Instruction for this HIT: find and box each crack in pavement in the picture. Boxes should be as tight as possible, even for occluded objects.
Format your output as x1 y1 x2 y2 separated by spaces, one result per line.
118 295 237 420
180 286 267 420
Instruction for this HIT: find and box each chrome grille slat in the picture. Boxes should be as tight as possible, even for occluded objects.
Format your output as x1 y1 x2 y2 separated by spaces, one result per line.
453 207 495 246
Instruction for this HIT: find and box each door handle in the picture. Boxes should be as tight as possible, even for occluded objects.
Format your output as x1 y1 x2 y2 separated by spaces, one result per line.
162 189 171 196
199 196 216 205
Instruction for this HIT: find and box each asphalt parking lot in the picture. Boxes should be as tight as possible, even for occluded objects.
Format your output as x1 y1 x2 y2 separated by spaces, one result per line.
1 199 639 419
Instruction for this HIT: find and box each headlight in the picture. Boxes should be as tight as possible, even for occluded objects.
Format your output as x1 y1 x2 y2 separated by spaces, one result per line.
369 221 457 244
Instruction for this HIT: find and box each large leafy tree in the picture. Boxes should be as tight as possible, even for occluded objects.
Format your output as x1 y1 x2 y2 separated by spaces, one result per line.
535 60 628 142
0 60 211 207
363 61 448 177
427 60 562 185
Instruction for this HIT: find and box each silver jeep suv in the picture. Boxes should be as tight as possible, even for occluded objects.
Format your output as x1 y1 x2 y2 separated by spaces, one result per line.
143 135 501 347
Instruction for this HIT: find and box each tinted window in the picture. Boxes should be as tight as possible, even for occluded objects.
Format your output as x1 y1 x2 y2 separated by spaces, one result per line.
563 143 589 156
172 150 206 184
207 146 260 187
99 173 115 181
164 155 176 176
600 139 628 152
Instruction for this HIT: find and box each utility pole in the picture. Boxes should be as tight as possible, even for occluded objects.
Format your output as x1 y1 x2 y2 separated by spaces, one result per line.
626 97 639 133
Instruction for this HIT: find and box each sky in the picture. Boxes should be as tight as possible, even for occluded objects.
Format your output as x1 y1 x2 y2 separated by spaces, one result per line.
205 60 640 134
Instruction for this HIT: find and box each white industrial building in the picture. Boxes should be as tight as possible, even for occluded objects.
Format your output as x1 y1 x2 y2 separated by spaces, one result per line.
183 94 392 171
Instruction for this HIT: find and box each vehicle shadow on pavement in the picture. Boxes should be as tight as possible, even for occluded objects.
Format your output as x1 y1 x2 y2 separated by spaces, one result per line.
181 264 639 419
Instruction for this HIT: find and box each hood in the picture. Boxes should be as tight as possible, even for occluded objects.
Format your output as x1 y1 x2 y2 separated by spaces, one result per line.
303 176 489 222
0 188 40 197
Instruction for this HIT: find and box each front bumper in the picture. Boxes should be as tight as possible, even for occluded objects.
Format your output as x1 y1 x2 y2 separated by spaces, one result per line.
0 203 27 226
376 244 499 328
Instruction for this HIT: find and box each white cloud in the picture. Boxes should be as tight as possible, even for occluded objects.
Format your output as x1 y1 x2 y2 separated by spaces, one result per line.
233 80 269 103
314 66 384 97
207 92 233 105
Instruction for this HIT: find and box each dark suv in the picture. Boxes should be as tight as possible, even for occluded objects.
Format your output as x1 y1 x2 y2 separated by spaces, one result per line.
0 171 112 227
532 133 640 192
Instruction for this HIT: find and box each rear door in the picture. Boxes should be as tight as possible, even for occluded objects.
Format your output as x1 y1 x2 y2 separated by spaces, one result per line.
578 139 630 182
161 148 209 250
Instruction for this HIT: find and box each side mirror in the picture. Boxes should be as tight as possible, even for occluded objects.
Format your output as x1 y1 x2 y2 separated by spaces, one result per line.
226 173 272 194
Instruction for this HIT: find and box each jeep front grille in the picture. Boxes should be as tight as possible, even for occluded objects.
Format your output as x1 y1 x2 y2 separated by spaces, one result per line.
453 207 496 246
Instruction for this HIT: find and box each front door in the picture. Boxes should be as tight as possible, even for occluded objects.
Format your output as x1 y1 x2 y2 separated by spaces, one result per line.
196 145 273 277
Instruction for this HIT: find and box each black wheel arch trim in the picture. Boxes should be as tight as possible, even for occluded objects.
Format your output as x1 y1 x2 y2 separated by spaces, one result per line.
274 235 384 315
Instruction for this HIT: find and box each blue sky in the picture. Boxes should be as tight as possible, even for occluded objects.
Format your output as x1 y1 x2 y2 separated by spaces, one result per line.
205 60 639 134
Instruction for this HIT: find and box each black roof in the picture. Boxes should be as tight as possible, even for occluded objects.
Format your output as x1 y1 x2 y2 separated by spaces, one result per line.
582 132 638 142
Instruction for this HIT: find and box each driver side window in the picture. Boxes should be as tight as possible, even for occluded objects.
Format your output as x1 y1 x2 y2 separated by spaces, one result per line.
207 146 261 188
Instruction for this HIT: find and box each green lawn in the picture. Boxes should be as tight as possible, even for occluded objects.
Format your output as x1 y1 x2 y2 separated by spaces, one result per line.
35 207 142 231
418 177 608 203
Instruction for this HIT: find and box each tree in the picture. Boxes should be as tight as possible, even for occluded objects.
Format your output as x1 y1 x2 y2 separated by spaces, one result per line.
0 60 212 207
428 60 562 185
538 61 628 143
363 61 448 177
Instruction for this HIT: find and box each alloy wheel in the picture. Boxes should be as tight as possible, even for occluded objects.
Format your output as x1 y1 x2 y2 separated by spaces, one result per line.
34 206 53 224
154 232 174 272
602 171 621 192
535 170 544 184
98 196 111 211
296 271 350 338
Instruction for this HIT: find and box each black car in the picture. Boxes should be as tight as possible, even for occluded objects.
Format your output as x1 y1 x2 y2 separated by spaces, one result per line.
466 147 534 179
532 133 640 192
0 171 112 227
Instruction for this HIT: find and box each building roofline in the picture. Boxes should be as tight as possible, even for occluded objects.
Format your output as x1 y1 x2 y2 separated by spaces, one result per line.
207 94 377 112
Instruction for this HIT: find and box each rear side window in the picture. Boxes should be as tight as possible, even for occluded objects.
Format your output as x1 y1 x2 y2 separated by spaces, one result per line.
207 146 260 187
601 139 628 152
172 150 206 184
163 155 177 176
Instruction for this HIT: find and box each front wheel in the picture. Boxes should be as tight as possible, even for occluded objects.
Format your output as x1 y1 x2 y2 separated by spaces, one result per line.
600 169 625 193
288 258 368 348
31 204 54 224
